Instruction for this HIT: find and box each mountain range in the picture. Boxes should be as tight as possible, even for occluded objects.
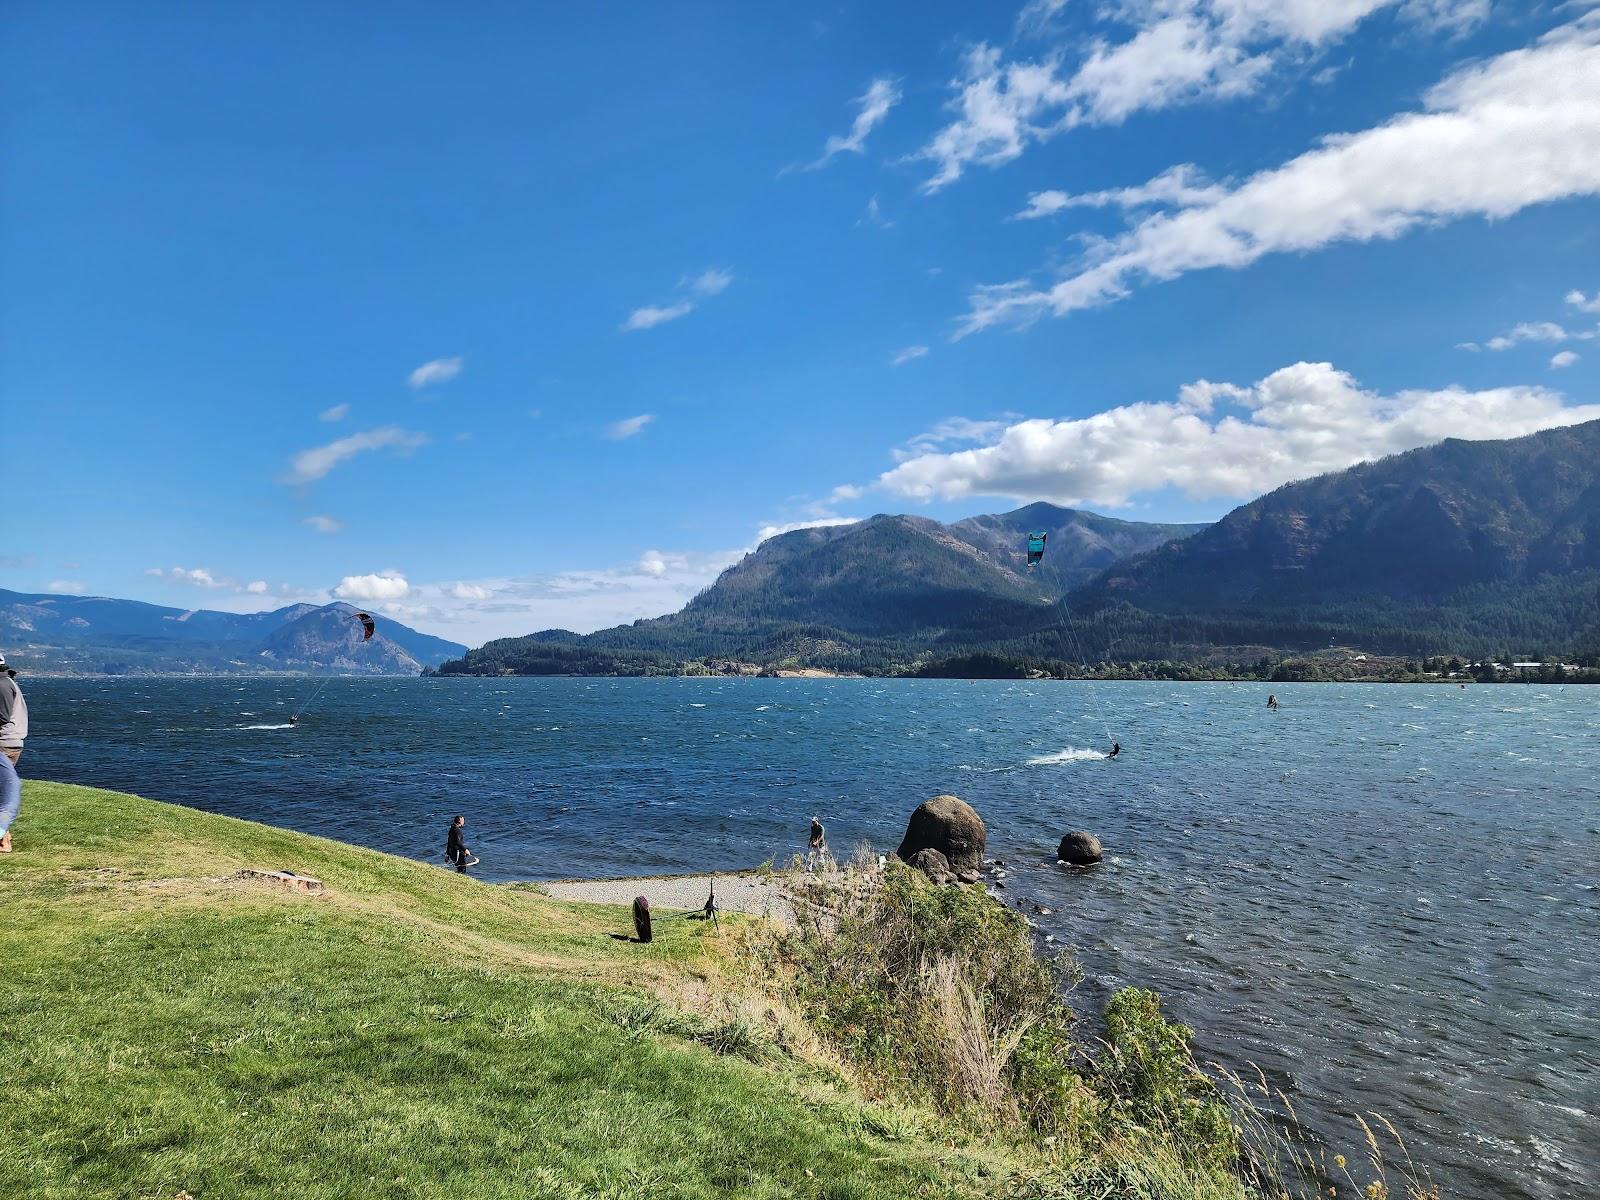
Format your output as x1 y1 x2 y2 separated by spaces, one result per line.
11 421 1600 678
443 420 1600 676
0 591 465 675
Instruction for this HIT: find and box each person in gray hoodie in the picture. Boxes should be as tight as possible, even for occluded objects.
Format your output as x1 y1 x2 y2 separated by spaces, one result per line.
0 653 28 853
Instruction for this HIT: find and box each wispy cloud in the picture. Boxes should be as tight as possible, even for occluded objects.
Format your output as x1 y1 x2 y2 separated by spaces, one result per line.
916 1 1496 194
891 345 929 366
858 195 895 229
959 20 1600 334
799 77 901 171
1485 322 1581 352
621 268 734 332
755 517 862 543
622 301 695 331
303 515 343 535
45 579 86 594
146 566 270 595
606 414 654 440
1551 350 1580 369
318 404 350 423
1566 288 1600 315
284 427 429 485
408 357 462 389
868 362 1600 508
1013 164 1226 219
686 268 732 297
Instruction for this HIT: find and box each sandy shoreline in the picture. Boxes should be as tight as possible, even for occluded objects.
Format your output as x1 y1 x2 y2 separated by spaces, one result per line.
541 870 795 924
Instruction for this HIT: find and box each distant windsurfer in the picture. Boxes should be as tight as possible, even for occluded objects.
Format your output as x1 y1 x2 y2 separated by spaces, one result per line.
1267 694 1278 711
1106 741 1121 760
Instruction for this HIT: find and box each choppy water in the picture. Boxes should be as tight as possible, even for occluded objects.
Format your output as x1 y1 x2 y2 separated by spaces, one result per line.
20 677 1599 1200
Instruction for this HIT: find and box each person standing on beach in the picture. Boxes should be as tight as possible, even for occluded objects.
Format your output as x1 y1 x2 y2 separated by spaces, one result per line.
445 814 472 873
0 654 28 854
807 815 826 870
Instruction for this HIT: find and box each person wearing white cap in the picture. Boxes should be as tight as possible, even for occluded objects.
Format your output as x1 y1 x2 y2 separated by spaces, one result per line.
0 653 27 853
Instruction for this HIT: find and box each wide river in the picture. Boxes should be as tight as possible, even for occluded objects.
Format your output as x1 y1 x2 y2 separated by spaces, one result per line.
21 676 1598 1200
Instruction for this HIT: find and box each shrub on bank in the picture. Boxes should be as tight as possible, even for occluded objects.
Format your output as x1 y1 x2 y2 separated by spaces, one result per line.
773 863 1239 1175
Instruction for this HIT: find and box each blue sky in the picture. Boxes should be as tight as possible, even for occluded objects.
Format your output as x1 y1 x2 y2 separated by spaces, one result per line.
4 0 1599 643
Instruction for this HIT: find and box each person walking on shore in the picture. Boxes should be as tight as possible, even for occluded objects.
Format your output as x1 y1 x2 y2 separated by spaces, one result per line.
0 654 28 854
806 815 827 871
445 814 476 873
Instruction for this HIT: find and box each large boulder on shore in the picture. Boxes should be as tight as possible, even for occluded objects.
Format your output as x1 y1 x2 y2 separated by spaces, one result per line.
905 847 957 885
897 795 986 880
1057 831 1103 866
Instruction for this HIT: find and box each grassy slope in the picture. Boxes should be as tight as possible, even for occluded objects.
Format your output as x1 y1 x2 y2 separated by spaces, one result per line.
1 783 1010 1200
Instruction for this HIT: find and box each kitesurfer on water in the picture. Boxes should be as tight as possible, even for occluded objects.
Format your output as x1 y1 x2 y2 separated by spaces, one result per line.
1106 741 1121 760
445 814 474 874
1267 694 1278 711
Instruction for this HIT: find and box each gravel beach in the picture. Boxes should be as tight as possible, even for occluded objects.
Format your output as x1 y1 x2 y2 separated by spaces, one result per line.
542 872 794 925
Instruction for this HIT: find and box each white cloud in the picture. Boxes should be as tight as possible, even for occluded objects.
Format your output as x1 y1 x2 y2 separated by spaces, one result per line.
915 44 1076 194
870 361 1600 508
1485 322 1576 351
148 566 224 589
915 0 1445 194
398 550 745 641
333 571 410 602
1014 164 1227 219
622 301 695 331
408 357 462 389
46 579 86 594
146 566 270 595
1566 289 1600 315
755 517 863 543
285 427 429 484
622 268 733 332
1016 0 1070 35
859 195 894 229
959 19 1600 332
1551 350 1580 369
802 77 902 170
319 404 350 423
891 344 930 366
894 416 1014 463
606 414 654 440
303 515 343 535
687 268 733 297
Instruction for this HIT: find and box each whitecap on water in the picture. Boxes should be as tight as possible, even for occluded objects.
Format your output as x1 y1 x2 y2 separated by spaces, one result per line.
1025 747 1106 766
689 703 707 708
240 723 294 730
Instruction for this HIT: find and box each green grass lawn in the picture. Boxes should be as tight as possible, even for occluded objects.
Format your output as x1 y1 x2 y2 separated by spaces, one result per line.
0 782 1008 1199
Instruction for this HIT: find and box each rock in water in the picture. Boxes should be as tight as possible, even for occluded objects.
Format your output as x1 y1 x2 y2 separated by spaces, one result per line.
906 847 956 885
1057 831 1103 866
897 795 986 880
633 895 653 943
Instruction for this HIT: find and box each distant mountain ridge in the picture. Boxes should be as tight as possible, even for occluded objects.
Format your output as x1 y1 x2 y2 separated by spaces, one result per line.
1063 420 1600 657
441 504 1204 675
0 590 464 675
442 424 1600 675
